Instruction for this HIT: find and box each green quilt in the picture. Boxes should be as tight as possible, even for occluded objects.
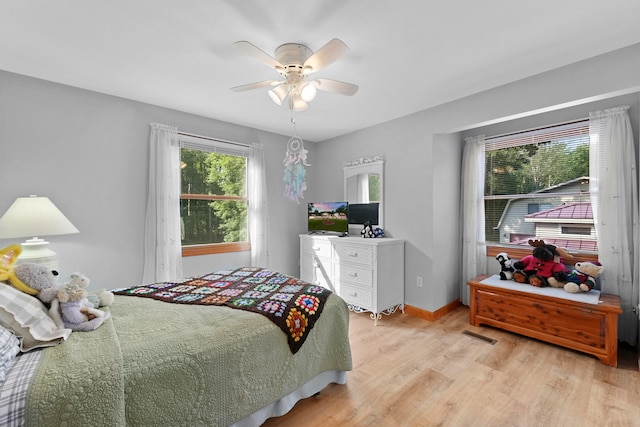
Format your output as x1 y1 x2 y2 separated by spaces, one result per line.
26 293 352 426
112 267 333 353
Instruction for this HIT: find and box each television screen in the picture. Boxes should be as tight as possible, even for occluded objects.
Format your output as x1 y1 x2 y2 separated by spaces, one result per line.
307 201 349 234
348 203 379 225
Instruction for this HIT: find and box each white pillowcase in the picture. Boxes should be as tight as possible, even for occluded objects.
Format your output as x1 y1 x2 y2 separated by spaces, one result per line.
0 282 71 351
0 324 20 386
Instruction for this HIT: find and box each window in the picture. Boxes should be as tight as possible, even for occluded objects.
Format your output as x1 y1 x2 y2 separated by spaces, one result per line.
561 226 591 236
368 174 381 202
527 203 540 214
179 134 250 256
484 120 598 258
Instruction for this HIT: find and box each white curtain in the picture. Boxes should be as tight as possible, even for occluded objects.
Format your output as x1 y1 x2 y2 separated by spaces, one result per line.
460 135 487 306
589 106 639 345
248 144 270 268
142 123 183 284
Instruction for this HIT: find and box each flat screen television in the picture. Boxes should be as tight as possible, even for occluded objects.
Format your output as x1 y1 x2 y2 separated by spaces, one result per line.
307 201 349 234
348 203 379 226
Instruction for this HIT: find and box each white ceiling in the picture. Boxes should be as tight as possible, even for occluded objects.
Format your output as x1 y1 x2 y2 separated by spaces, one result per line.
1 1 640 142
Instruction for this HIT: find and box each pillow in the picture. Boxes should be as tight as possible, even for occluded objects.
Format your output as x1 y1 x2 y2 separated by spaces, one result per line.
0 282 71 351
0 324 20 386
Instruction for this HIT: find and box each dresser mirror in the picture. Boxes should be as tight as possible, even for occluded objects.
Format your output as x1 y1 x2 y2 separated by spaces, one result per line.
344 156 384 229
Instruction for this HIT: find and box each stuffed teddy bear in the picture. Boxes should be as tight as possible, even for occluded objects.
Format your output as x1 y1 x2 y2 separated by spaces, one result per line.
0 245 61 303
49 272 113 330
65 273 114 316
548 261 603 293
56 274 110 332
513 245 567 287
495 252 515 280
12 262 61 304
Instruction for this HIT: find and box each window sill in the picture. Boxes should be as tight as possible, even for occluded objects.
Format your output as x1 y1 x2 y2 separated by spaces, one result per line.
182 242 251 257
486 245 598 265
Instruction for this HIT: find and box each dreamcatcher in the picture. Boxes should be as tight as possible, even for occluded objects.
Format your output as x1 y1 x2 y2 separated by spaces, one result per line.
283 113 310 203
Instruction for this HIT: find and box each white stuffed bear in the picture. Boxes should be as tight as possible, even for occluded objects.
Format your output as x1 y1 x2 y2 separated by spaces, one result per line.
50 273 113 331
57 285 110 332
64 273 107 318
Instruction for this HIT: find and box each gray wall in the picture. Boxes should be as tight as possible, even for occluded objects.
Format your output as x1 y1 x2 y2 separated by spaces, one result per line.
315 43 640 312
2 42 640 312
0 71 314 288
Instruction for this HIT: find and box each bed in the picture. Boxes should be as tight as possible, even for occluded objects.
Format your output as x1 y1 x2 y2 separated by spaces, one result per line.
0 267 353 426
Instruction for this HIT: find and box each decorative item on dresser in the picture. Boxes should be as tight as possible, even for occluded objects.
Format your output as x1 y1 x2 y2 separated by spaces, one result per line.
467 274 622 367
300 234 404 324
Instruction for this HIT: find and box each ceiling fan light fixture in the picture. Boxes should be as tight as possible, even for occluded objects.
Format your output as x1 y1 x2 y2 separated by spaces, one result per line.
268 84 289 105
300 81 317 102
290 94 308 112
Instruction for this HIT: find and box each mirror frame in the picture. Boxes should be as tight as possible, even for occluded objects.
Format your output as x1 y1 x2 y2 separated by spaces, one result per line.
344 155 384 230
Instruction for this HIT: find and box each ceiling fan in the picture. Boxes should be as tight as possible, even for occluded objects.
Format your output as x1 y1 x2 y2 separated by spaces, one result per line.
231 38 359 112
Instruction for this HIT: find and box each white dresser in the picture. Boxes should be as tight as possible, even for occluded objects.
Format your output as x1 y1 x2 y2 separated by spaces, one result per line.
300 234 404 323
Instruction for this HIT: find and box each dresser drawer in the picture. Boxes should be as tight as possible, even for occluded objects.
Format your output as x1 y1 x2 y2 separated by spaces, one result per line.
334 244 374 266
335 263 373 287
300 254 334 291
301 237 333 258
340 283 372 308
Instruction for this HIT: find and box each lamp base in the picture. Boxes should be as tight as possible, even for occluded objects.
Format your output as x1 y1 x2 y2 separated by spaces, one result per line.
17 238 59 270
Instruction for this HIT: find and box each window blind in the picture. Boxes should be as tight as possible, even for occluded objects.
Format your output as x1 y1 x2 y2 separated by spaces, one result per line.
178 133 250 157
485 120 589 151
482 119 596 252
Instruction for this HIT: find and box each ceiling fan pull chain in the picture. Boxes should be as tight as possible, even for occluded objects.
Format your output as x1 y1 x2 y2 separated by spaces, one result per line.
291 110 298 137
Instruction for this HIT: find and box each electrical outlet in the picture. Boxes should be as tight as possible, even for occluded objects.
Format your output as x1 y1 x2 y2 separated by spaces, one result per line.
416 276 423 287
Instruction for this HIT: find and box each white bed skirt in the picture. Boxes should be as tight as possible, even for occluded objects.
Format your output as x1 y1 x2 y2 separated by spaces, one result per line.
230 370 348 427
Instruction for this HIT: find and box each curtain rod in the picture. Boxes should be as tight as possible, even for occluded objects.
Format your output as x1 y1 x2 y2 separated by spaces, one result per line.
177 131 251 148
484 117 588 141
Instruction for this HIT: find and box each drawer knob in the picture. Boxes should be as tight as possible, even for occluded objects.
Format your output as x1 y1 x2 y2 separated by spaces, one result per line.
348 291 357 297
348 252 358 257
349 272 358 278
312 246 321 251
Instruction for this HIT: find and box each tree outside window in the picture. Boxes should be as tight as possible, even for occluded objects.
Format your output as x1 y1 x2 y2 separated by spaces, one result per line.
180 148 248 249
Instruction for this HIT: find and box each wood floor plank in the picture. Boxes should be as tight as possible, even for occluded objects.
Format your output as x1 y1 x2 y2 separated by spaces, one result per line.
262 307 640 427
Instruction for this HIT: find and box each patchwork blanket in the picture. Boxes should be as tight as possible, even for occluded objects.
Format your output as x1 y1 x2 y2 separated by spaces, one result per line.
113 267 331 353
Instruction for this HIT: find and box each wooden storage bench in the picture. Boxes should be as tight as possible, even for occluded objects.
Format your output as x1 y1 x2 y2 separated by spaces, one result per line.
467 274 622 367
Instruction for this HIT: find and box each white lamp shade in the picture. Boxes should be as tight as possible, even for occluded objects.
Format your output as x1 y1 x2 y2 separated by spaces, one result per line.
0 196 79 239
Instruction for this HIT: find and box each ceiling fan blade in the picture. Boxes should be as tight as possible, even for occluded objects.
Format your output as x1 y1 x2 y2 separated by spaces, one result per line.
230 80 281 92
314 79 359 96
233 41 283 69
303 38 349 73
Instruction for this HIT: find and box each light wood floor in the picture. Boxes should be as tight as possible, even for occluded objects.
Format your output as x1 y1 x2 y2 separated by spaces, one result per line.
263 307 640 427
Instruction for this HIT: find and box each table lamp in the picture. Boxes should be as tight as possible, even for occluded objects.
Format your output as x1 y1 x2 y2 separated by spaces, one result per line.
0 195 79 269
